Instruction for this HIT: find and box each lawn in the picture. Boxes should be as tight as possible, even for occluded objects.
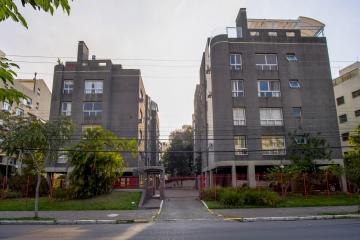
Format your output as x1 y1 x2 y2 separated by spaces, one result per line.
0 191 141 211
205 193 360 209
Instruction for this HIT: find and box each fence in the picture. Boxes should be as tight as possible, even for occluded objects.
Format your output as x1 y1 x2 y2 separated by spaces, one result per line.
113 176 139 189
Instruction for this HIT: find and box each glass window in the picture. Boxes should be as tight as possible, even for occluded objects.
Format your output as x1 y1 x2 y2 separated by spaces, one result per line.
295 135 307 144
268 32 277 37
15 108 24 116
229 54 242 70
85 80 103 94
339 114 347 123
58 151 68 164
355 109 360 117
260 108 283 126
289 79 300 88
231 80 244 97
352 89 360 98
61 102 72 116
286 32 295 37
2 102 11 112
250 31 259 36
292 107 302 118
255 54 278 70
341 132 349 142
83 102 102 120
233 108 246 126
257 80 280 97
82 124 101 132
261 136 286 155
336 96 345 105
63 80 74 94
234 136 247 155
286 54 298 62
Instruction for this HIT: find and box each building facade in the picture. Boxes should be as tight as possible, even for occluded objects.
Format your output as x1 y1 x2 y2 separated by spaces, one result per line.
333 62 360 154
193 8 346 189
47 41 159 176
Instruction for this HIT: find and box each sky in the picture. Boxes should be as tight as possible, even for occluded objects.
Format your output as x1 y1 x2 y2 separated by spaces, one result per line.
1 0 360 138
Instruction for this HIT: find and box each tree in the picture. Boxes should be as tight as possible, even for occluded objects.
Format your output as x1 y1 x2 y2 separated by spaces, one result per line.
287 132 331 173
0 0 72 103
163 126 194 176
0 115 74 217
344 125 360 192
68 127 138 199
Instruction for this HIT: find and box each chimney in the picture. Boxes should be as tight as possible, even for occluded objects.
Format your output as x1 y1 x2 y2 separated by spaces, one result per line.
77 41 89 62
235 8 248 37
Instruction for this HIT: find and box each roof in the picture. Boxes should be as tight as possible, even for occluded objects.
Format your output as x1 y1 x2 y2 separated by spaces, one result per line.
247 16 325 37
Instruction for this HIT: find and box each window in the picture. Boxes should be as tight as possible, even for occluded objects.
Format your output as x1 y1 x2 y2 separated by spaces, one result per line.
268 32 277 37
260 108 283 126
255 54 278 70
261 136 286 155
58 151 68 164
15 108 24 116
234 136 247 155
355 109 360 117
37 88 40 96
341 132 349 142
26 98 32 106
232 80 244 97
85 80 103 94
63 80 74 94
258 80 280 97
233 108 246 126
36 102 39 110
2 102 11 112
82 124 101 132
352 89 360 98
336 96 345 105
289 79 300 88
83 102 102 120
295 135 307 144
61 102 72 116
250 31 259 36
229 54 242 70
286 54 298 62
292 107 302 118
339 114 347 123
286 32 295 37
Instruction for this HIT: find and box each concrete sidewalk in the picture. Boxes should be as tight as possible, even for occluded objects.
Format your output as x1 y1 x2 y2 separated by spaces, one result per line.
0 209 158 221
213 205 359 219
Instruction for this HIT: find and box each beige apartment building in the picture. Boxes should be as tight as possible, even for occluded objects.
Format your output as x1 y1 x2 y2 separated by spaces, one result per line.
333 62 360 154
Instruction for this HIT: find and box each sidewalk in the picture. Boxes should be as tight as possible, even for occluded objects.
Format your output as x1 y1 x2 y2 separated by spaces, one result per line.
0 209 158 221
212 205 359 219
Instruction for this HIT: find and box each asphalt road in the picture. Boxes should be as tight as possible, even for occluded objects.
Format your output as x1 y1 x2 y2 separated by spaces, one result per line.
0 219 359 240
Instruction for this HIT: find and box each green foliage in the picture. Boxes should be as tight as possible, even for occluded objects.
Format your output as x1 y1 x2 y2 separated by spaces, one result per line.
287 132 331 173
163 126 194 176
0 0 72 28
7 174 49 196
69 127 137 199
344 125 360 191
52 187 67 200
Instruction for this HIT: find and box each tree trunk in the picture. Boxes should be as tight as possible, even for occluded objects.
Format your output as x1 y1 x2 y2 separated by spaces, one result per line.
34 172 41 218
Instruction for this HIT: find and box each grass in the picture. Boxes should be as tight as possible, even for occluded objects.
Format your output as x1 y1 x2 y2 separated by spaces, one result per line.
0 191 141 211
205 193 360 209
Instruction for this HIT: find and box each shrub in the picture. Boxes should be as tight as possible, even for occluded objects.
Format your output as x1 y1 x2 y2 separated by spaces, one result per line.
219 189 245 206
52 187 67 200
243 189 279 206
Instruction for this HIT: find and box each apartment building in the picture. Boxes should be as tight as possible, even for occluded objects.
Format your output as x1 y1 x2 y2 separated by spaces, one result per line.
333 62 360 154
193 8 346 190
47 41 159 176
144 95 160 166
0 51 52 175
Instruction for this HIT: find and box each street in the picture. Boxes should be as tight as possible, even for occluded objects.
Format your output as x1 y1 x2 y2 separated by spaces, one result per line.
0 219 359 240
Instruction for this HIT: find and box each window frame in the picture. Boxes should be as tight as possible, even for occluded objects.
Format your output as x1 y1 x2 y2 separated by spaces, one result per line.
63 80 74 94
286 54 298 62
84 80 103 94
233 108 246 126
339 114 347 123
83 102 103 120
255 54 278 71
61 102 72 116
289 79 300 88
2 102 11 112
257 80 281 97
352 89 360 98
341 132 349 142
260 108 283 126
355 109 360 117
15 108 24 116
261 136 286 155
336 96 345 105
231 80 244 97
292 107 302 118
229 54 242 70
234 136 248 155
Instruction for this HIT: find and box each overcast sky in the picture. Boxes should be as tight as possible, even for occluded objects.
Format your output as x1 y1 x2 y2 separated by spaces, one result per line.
1 0 360 138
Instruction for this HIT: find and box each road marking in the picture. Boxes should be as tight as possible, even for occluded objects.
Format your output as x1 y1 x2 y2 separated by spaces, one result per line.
112 223 153 240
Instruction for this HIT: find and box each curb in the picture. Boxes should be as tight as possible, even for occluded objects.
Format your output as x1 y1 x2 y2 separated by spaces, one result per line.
201 200 224 218
0 219 151 225
224 214 360 222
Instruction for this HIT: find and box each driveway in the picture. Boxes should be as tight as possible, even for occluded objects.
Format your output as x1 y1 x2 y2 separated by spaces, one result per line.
157 189 219 221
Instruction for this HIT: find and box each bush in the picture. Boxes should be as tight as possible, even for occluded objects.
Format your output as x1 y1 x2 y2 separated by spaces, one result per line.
52 187 67 200
243 189 279 206
219 189 245 206
7 174 49 197
0 190 23 199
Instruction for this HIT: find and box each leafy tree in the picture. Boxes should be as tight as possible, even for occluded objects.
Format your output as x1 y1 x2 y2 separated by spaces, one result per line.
344 125 360 192
0 115 74 217
163 126 194 176
0 0 72 103
267 165 301 198
287 132 331 173
68 127 138 199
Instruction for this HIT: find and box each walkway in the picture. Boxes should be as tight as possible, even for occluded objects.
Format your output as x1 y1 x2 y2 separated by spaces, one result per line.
157 189 219 221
